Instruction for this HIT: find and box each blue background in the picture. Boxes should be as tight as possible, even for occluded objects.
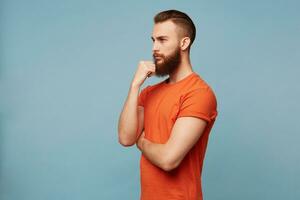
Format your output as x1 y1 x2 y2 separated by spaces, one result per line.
1 0 299 199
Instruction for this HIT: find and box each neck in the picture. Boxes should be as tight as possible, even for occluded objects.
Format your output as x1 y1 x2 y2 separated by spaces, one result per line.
167 55 193 84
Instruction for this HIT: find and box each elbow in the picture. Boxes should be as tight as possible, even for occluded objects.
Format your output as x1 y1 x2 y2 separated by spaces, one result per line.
118 132 136 147
119 139 135 147
161 158 180 172
119 142 133 147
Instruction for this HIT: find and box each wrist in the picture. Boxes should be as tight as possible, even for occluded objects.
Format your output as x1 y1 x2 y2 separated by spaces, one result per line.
130 82 141 90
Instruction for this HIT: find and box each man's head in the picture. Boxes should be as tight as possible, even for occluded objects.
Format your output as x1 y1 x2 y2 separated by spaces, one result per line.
151 9 196 77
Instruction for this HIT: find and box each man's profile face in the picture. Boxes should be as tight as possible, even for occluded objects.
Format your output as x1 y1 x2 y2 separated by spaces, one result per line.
151 20 182 78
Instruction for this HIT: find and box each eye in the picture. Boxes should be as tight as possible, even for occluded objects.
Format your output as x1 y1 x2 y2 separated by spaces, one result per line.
151 38 167 43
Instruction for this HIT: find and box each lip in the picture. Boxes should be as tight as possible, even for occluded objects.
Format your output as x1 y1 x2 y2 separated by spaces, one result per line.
153 54 162 57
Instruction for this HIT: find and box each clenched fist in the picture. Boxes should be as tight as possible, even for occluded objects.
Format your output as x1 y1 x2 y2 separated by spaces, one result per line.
131 61 156 87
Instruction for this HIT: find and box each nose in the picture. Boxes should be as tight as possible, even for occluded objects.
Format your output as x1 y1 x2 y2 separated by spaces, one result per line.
152 41 159 53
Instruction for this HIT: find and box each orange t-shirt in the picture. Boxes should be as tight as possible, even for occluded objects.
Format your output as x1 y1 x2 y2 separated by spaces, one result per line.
137 72 218 200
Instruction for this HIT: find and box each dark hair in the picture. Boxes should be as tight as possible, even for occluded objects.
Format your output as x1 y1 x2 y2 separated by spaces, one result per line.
154 9 196 51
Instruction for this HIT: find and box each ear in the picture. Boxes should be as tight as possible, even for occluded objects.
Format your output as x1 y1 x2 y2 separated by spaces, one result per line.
180 37 191 51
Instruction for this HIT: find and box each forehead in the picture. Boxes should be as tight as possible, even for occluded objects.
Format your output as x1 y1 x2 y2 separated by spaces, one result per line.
151 20 178 39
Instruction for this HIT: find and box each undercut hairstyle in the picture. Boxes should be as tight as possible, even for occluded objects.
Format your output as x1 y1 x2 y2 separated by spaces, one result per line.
154 9 196 51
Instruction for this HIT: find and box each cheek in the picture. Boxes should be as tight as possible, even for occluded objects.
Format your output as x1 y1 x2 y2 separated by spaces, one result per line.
162 45 173 55
166 42 180 52
159 41 178 57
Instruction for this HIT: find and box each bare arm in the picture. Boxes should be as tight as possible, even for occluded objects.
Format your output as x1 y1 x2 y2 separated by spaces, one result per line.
118 84 144 146
118 61 155 147
136 117 207 171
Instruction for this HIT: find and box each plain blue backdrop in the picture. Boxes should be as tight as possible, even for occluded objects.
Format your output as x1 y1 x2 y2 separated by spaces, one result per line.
1 0 299 199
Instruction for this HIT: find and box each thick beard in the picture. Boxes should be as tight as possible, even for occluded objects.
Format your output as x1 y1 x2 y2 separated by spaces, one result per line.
153 47 181 78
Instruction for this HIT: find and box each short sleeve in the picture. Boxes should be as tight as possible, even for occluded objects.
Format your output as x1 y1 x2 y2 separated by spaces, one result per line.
138 86 150 107
177 88 218 123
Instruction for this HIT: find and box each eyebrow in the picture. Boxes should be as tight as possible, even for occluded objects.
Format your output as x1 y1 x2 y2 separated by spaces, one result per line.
151 36 169 41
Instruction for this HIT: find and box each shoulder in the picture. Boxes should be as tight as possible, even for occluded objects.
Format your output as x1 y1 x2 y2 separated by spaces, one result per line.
180 74 218 109
185 73 216 97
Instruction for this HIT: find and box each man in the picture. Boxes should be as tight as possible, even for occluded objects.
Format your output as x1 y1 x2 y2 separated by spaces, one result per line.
118 9 218 200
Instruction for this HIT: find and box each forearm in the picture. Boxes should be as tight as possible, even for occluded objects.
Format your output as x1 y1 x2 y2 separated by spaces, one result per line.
118 84 140 146
140 138 172 171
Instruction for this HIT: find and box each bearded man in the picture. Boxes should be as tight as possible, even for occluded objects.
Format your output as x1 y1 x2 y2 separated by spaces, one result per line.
118 9 218 200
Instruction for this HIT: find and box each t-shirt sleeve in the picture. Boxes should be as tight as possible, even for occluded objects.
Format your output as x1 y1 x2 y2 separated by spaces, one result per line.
138 86 150 107
177 88 218 123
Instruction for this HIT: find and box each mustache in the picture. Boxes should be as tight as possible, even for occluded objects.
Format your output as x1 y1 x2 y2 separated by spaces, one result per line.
153 53 163 58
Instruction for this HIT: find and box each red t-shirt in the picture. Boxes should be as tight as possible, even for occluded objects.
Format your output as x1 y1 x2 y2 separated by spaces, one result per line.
138 72 218 200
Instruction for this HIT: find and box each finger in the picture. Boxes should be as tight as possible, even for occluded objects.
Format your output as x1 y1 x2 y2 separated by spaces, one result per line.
147 72 152 78
147 66 155 72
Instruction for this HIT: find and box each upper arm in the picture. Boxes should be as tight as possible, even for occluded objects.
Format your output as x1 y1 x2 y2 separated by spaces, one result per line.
136 106 144 140
164 87 216 167
164 116 207 168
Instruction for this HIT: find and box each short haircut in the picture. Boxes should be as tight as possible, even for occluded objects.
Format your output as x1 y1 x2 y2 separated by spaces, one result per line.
154 9 196 51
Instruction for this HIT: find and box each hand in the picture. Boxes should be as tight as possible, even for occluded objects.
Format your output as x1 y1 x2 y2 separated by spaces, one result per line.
131 61 156 87
136 130 145 151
